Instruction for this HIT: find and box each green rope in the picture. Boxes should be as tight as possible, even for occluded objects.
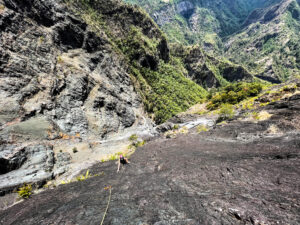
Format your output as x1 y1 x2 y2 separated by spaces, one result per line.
100 187 112 225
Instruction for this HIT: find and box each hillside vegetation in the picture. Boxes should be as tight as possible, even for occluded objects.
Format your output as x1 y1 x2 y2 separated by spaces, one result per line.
67 0 208 123
124 0 281 50
225 0 300 82
124 0 300 82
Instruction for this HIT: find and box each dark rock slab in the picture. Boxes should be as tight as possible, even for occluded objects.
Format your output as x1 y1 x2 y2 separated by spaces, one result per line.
0 120 299 224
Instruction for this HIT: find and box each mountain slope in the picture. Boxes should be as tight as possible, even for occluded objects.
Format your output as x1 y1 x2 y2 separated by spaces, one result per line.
124 0 300 82
124 0 281 51
225 0 300 82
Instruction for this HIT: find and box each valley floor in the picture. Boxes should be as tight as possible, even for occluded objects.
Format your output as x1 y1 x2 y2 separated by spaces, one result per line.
0 95 299 225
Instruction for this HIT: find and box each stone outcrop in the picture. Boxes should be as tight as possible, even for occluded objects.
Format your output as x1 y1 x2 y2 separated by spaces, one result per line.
0 0 142 138
177 1 195 19
0 145 55 195
172 45 253 88
0 0 168 193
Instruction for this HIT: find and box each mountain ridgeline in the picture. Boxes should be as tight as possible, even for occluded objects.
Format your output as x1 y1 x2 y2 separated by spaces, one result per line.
124 0 300 82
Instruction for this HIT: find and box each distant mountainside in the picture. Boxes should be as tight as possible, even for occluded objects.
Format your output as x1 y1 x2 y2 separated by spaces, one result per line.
225 0 300 82
124 0 280 50
124 0 300 82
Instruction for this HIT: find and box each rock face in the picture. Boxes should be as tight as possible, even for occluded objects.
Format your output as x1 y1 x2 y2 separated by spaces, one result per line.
0 0 169 193
0 91 299 225
0 0 142 138
177 1 195 19
0 145 57 195
172 45 253 88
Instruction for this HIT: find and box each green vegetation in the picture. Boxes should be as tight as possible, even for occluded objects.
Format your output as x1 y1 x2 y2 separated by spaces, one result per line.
76 170 91 181
173 124 179 130
280 84 298 92
118 27 207 123
57 56 63 64
129 140 146 150
17 184 32 199
123 0 272 49
61 170 103 184
207 82 264 110
72 147 78 153
225 1 300 82
66 0 207 123
129 134 138 141
135 140 146 147
251 111 260 120
217 104 235 122
197 124 209 133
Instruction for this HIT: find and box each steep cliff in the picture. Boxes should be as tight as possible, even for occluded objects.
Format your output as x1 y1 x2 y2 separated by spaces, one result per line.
0 0 207 193
171 44 253 88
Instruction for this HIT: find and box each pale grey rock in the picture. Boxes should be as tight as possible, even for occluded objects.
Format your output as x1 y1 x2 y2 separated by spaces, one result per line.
0 145 54 194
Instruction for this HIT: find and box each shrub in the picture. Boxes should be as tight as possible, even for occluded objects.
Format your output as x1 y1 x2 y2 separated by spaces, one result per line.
18 184 32 199
108 154 118 161
217 104 235 122
135 140 146 147
57 56 63 63
207 82 264 110
280 84 297 92
251 111 260 120
129 134 138 141
173 124 179 130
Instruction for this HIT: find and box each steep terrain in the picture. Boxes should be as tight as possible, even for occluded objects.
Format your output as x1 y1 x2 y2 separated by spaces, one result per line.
124 0 280 50
0 0 208 193
171 44 253 88
124 0 300 82
225 0 300 82
0 0 300 224
0 82 299 224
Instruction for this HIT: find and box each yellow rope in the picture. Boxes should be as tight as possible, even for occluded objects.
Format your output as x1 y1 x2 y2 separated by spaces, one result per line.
100 186 112 225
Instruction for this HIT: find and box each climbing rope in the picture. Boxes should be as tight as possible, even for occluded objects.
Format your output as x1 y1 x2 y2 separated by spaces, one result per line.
100 186 112 225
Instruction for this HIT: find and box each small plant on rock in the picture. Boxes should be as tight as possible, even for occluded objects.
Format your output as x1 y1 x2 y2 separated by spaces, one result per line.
57 55 63 63
108 154 118 161
17 184 32 199
252 111 260 120
76 170 91 181
0 4 5 11
135 140 146 147
197 125 209 133
129 134 138 141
